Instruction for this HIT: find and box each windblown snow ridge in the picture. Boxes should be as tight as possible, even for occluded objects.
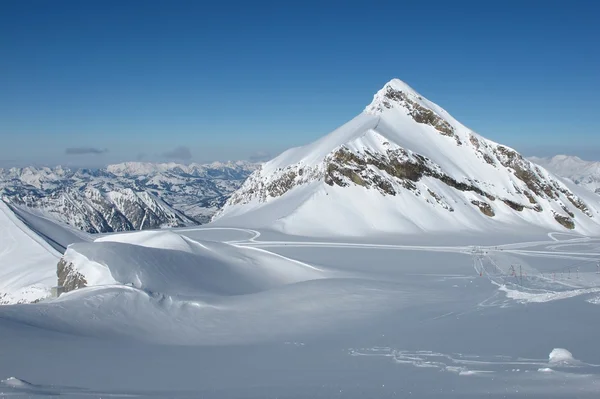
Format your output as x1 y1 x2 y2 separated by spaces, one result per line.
0 201 63 304
58 230 325 297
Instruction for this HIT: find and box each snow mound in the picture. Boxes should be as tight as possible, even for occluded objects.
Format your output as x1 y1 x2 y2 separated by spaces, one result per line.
549 348 582 366
1 377 35 388
62 231 325 297
96 229 200 252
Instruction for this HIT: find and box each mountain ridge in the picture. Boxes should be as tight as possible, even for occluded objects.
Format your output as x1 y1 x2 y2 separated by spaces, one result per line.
1 161 258 233
529 155 600 195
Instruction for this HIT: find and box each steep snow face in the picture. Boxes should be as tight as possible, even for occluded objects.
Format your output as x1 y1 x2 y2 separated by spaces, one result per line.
0 161 257 232
214 79 600 236
0 201 60 304
530 155 600 195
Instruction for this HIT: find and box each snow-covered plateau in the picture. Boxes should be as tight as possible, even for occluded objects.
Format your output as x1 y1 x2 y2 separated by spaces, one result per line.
1 79 600 398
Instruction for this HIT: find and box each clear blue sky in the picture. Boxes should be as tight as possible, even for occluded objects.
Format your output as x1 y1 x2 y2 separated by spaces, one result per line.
1 0 599 167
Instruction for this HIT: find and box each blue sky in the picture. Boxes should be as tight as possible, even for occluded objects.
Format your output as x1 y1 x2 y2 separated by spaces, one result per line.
1 0 599 167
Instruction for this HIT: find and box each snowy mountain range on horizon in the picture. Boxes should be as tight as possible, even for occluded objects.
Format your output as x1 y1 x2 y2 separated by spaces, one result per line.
2 132 599 240
528 155 600 195
214 79 600 236
0 160 258 233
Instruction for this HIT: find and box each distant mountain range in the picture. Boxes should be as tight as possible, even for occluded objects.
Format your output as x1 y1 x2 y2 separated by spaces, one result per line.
0 161 257 233
214 79 600 236
529 155 600 195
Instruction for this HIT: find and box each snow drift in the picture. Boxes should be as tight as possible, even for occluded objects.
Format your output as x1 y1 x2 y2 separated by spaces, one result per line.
58 230 325 297
2 230 416 344
214 79 600 237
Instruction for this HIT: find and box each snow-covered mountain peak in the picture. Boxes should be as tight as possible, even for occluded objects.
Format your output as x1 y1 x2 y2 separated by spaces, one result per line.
552 155 582 162
106 162 168 176
365 78 422 110
215 79 600 236
365 78 456 130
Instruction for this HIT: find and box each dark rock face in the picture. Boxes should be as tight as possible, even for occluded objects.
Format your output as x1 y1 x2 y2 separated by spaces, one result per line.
266 171 298 197
227 137 595 232
502 199 524 212
383 88 456 139
523 191 537 204
553 212 575 229
493 145 593 219
471 200 495 217
57 258 87 292
495 146 558 201
324 147 501 210
468 135 496 166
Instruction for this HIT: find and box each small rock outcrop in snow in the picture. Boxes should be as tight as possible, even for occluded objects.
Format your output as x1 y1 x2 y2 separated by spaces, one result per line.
57 258 88 292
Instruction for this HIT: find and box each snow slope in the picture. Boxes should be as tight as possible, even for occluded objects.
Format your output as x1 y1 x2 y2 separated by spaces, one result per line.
214 79 600 237
59 230 325 298
530 155 600 195
0 201 60 304
2 227 600 397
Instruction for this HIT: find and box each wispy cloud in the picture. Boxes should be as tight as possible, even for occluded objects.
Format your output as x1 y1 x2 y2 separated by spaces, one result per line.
162 146 192 160
65 147 108 155
248 150 271 162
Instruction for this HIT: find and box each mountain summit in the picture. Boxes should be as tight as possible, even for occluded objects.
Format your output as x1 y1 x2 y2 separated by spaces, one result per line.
213 79 600 236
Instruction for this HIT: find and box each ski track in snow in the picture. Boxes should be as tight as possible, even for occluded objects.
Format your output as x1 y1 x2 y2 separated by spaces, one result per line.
175 226 600 307
2 219 600 397
348 347 600 376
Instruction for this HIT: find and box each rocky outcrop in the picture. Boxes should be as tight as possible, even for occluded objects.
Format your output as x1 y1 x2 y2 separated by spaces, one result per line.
471 200 495 217
378 87 461 145
221 136 596 231
57 258 87 292
553 212 575 230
